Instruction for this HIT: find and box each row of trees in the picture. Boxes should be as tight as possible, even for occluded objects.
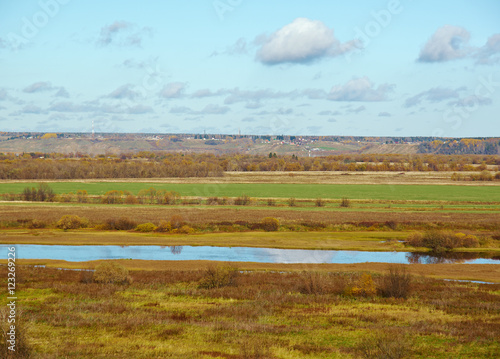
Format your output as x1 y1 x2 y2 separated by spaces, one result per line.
418 138 500 155
0 152 499 179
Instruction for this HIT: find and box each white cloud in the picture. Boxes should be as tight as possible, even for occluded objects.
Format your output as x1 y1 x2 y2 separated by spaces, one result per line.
256 18 357 65
160 82 186 98
328 77 394 102
475 33 500 65
418 25 471 62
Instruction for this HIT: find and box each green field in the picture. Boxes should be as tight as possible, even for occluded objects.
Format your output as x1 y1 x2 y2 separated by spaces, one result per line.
1 182 500 202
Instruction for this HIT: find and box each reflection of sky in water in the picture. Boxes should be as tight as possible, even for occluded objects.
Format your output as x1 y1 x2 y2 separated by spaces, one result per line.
0 245 498 264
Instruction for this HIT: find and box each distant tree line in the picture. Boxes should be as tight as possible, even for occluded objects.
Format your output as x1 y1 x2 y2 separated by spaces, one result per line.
0 152 499 179
418 138 500 155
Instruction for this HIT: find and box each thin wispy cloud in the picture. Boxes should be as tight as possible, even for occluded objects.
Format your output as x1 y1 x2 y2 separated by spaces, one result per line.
328 77 394 102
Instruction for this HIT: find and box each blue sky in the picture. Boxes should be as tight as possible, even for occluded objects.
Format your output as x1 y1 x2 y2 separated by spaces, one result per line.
0 0 499 137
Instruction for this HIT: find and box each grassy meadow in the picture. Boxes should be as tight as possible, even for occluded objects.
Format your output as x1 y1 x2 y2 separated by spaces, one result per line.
1 174 499 358
2 181 500 202
1 265 499 358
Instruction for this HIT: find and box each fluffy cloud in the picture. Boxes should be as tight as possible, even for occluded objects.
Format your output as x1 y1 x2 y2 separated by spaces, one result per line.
475 33 500 65
160 82 186 99
404 87 464 107
328 77 394 102
256 18 357 65
418 25 471 62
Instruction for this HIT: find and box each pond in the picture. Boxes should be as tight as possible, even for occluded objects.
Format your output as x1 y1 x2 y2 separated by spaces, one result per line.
1 245 498 264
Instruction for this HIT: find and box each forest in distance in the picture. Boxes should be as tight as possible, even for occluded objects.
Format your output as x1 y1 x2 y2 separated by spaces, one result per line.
1 151 500 180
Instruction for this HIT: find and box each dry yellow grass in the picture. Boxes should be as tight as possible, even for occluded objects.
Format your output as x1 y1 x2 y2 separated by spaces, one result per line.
1 171 499 185
1 204 498 225
5 259 500 283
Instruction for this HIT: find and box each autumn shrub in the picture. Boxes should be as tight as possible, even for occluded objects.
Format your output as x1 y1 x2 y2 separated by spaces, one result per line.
407 230 479 251
495 172 500 180
470 170 493 181
135 222 157 232
379 266 412 299
27 219 47 229
267 198 276 206
234 195 251 206
124 194 139 204
93 262 131 284
344 273 377 297
101 190 124 204
163 191 180 205
261 217 279 232
385 220 399 230
22 183 55 202
56 215 89 230
76 189 89 203
288 197 296 207
155 220 172 233
315 198 324 207
206 197 220 205
206 196 227 205
298 272 346 295
59 193 74 203
104 217 137 230
175 225 195 234
169 215 185 229
198 264 239 289
340 197 351 208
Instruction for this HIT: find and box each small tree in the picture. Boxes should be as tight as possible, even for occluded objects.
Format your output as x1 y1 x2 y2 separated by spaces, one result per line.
76 189 89 203
261 217 280 231
93 262 131 284
340 197 350 208
56 215 89 230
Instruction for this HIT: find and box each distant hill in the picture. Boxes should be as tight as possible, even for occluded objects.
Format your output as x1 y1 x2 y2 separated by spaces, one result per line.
0 132 498 156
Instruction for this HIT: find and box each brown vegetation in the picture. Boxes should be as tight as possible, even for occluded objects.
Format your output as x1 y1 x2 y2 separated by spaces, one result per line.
1 152 499 180
407 230 480 251
1 205 499 231
0 263 498 357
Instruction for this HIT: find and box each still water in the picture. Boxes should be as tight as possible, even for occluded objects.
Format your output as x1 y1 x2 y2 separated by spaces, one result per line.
1 245 498 264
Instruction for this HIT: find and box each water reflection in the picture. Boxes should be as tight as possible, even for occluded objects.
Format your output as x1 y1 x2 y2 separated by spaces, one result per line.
407 252 500 264
1 245 498 264
169 246 183 255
